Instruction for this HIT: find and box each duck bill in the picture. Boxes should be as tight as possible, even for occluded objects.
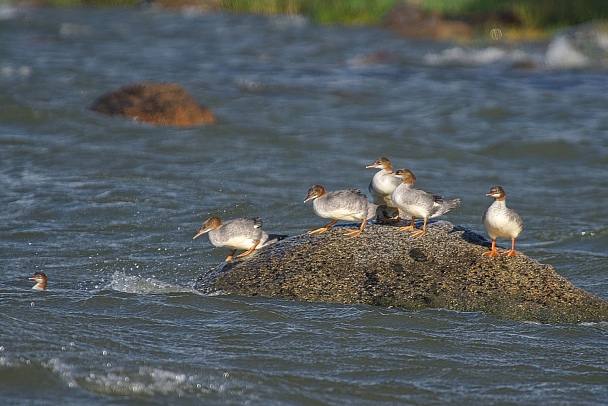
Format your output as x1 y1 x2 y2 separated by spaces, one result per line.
193 229 208 239
303 195 314 203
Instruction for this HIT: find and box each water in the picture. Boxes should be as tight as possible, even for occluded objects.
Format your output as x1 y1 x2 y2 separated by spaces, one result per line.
1 5 607 404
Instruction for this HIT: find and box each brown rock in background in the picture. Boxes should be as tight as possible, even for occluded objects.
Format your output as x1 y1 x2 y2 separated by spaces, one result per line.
91 82 216 127
383 1 473 41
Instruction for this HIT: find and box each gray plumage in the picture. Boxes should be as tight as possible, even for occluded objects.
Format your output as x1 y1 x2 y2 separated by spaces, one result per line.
304 185 382 237
194 216 284 261
391 170 460 220
390 169 460 237
306 186 379 222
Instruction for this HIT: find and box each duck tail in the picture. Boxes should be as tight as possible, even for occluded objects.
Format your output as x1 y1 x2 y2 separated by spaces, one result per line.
445 198 461 210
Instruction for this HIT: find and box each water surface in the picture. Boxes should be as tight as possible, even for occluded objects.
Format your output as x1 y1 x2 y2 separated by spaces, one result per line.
1 5 607 405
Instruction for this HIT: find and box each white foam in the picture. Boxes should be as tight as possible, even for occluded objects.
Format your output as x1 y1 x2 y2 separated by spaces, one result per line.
0 4 19 21
1 63 32 78
544 36 589 68
84 366 229 396
424 46 536 66
109 271 198 294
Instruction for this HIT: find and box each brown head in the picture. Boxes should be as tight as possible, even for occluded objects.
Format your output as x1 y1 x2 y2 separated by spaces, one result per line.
365 157 393 171
304 185 327 202
390 169 416 184
486 186 506 201
193 216 222 239
29 272 47 291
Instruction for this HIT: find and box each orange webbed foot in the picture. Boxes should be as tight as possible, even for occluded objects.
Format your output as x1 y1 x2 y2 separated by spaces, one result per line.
344 229 363 237
397 225 415 232
410 229 426 238
308 219 337 235
482 249 501 258
308 227 329 235
502 249 519 257
345 219 366 237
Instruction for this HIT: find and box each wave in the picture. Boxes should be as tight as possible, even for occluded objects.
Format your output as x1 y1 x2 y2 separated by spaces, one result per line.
424 46 538 67
425 22 608 69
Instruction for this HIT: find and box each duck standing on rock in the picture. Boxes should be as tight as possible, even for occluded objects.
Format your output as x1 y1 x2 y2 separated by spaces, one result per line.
482 186 523 257
304 185 381 237
193 217 282 261
366 157 403 221
29 272 47 291
389 169 460 238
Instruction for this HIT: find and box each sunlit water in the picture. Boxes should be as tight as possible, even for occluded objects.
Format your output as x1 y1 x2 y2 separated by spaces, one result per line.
1 5 607 405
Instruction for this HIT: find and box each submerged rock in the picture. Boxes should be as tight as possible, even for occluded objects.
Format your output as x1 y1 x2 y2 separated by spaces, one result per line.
90 82 216 127
195 221 608 324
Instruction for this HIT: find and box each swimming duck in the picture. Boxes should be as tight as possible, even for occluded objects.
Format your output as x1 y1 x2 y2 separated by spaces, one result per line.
304 185 381 237
390 169 460 238
366 157 403 220
482 186 523 257
193 217 280 261
29 272 47 291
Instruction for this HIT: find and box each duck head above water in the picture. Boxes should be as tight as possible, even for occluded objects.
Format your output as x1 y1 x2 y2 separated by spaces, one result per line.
29 272 47 291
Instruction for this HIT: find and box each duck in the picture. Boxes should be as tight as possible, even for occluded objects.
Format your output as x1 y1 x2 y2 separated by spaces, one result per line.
193 217 282 261
304 185 381 237
366 157 403 221
482 186 523 257
29 272 47 291
389 169 460 238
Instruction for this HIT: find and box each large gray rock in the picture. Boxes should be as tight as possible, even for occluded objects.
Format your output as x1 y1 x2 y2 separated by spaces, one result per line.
195 221 608 324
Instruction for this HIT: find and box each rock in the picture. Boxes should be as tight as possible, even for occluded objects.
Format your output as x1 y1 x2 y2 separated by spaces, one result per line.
195 221 608 324
152 0 221 13
90 82 216 127
383 1 473 41
545 21 608 69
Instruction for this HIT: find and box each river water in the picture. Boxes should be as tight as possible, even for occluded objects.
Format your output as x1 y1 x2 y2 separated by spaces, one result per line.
1 5 607 405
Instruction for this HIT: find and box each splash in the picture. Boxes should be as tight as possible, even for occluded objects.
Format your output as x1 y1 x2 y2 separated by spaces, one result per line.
109 271 198 295
545 36 589 68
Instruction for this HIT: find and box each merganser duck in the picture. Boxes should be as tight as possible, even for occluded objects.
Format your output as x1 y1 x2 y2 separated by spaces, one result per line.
193 217 280 261
482 186 523 257
29 272 47 291
304 185 381 237
366 157 403 221
389 169 460 238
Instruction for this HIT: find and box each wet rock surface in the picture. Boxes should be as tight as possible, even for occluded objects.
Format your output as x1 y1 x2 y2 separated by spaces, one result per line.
90 82 216 127
195 221 608 324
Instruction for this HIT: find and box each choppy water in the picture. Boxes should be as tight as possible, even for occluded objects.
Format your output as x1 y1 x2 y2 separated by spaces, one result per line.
1 4 607 405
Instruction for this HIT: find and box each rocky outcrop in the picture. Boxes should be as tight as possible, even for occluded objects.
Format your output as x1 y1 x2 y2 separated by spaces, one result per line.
90 82 216 127
195 221 608 324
